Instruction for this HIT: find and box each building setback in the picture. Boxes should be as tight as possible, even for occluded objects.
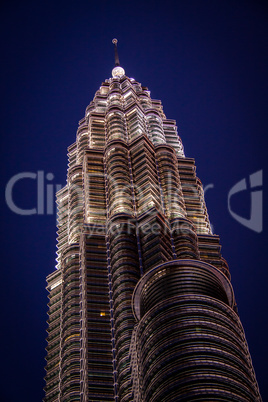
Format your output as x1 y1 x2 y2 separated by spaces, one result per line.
44 40 261 401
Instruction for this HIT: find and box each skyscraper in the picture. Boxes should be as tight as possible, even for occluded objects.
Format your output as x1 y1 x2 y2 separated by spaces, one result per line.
44 40 261 401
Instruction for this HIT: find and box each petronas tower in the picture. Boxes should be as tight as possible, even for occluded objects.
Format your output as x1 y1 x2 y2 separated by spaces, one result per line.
44 40 261 402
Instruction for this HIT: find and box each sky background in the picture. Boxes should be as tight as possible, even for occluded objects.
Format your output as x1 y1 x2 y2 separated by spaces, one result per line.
0 1 267 400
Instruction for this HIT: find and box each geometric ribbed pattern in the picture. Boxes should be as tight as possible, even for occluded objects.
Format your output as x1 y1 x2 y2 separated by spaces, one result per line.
132 260 260 401
132 260 234 320
108 218 140 401
136 295 260 401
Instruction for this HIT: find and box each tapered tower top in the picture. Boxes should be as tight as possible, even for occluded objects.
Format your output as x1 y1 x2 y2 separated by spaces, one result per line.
112 38 125 78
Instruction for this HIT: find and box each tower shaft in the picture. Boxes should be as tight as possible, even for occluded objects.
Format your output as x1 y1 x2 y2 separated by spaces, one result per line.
44 68 261 401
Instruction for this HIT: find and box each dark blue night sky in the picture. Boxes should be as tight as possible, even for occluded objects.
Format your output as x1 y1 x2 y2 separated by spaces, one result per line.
1 1 267 400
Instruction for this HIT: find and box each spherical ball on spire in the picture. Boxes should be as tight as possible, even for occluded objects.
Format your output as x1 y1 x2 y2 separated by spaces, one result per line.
112 66 125 78
112 38 118 45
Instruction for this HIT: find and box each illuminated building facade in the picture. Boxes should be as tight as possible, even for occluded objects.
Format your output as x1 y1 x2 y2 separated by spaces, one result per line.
44 40 261 401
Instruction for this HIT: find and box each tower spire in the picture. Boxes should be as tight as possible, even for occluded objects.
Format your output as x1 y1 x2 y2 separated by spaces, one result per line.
112 38 120 66
111 38 125 78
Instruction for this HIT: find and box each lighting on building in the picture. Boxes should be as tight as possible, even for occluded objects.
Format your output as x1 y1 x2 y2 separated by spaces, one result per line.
44 40 261 402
